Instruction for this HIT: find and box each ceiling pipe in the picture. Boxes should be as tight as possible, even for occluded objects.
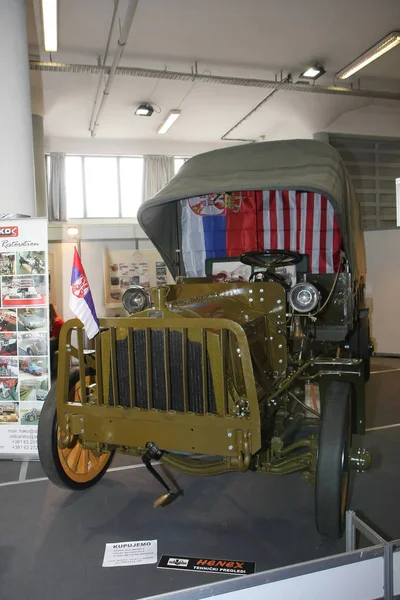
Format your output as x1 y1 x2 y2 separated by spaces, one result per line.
221 90 278 143
221 75 292 142
88 0 120 133
29 60 400 102
90 0 139 137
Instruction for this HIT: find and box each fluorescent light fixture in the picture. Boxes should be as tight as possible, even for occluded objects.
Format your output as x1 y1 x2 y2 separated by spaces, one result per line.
67 226 79 236
42 0 58 52
299 65 325 80
337 31 400 80
135 103 154 117
157 110 181 135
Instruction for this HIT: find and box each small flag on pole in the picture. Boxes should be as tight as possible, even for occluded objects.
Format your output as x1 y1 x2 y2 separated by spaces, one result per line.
69 246 99 339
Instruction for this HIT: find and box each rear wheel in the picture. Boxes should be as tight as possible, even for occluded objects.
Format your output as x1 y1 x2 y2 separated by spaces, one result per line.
315 381 352 538
359 317 371 382
348 310 371 382
38 369 114 490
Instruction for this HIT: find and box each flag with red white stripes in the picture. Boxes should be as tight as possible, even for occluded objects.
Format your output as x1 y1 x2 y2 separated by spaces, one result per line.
180 190 342 277
260 190 342 274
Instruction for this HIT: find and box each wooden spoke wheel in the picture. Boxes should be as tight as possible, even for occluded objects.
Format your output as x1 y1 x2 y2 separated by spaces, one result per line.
38 369 114 490
315 381 352 538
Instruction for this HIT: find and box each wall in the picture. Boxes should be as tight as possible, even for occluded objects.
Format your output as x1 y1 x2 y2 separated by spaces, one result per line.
48 222 155 321
45 137 234 157
364 228 400 354
325 104 400 139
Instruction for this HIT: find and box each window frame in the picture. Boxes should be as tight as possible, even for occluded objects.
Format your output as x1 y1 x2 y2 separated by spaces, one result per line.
47 153 189 222
67 154 144 220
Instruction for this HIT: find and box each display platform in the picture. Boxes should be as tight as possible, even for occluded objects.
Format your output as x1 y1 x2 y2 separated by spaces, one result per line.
0 358 399 600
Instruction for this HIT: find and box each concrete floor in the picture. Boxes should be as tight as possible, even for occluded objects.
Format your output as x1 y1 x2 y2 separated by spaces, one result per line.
0 357 399 599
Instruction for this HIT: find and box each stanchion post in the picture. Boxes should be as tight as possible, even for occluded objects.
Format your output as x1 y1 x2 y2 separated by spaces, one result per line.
384 544 394 600
345 510 356 552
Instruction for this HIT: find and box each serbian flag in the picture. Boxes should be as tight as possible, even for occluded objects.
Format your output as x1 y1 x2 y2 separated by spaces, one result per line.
181 190 342 277
181 191 259 277
69 247 99 339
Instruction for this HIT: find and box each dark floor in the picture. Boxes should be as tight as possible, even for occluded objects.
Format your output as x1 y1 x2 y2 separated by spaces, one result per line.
0 358 399 600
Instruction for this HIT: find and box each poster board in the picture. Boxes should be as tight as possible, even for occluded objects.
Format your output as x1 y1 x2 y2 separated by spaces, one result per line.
104 249 174 308
0 219 49 458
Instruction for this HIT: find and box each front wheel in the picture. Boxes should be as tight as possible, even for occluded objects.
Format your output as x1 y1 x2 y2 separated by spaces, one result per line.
38 369 115 490
315 381 352 538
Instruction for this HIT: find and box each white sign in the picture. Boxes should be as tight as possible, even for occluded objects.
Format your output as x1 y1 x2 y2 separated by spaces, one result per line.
0 218 49 457
102 539 157 568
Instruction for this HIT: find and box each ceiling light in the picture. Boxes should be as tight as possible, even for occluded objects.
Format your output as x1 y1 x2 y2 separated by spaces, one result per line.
135 103 154 117
299 65 325 80
337 32 400 80
157 110 181 135
42 0 58 52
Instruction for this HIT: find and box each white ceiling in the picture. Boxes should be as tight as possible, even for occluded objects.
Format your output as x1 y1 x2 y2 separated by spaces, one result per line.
27 0 400 150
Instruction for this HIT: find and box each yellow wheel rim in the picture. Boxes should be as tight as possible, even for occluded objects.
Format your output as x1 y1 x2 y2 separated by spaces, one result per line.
57 375 112 484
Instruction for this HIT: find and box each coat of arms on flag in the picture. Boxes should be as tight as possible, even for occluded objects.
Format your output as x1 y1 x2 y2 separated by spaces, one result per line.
71 275 90 299
69 247 99 339
188 192 242 216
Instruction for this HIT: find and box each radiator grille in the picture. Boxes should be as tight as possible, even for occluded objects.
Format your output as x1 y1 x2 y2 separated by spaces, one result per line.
107 329 216 413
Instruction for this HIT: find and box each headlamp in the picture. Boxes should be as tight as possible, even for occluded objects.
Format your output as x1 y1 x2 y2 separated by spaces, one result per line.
288 283 320 313
122 286 150 314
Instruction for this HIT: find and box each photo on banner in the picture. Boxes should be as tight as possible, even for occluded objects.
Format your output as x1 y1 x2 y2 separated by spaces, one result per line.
0 219 49 457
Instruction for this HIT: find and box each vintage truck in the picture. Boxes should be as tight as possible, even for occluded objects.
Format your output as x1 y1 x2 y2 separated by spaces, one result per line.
38 140 372 538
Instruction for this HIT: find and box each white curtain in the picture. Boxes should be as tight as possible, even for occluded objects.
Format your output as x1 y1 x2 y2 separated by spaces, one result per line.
48 152 67 221
143 155 174 202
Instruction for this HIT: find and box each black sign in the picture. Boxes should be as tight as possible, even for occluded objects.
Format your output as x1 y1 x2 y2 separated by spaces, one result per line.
157 555 255 576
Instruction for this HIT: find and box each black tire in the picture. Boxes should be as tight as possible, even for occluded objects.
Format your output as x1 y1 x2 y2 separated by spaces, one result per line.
38 369 115 490
348 310 371 382
315 381 352 538
359 317 371 382
27 348 33 356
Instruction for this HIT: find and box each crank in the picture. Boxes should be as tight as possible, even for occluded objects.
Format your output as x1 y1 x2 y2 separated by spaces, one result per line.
142 442 182 507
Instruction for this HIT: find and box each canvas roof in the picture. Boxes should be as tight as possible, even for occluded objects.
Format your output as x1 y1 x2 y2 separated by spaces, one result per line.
138 139 366 280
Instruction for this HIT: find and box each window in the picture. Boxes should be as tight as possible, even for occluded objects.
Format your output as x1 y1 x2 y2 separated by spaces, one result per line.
174 157 186 174
65 156 144 219
84 157 120 218
120 157 144 218
48 154 189 220
65 157 84 218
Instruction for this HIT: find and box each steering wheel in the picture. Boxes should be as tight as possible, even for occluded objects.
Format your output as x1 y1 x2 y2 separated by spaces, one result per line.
240 249 302 268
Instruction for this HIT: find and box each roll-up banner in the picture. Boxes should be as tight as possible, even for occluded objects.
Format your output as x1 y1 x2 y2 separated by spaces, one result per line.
0 219 49 458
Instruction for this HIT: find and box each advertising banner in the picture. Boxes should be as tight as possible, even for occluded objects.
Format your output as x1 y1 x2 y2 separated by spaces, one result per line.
0 219 49 457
